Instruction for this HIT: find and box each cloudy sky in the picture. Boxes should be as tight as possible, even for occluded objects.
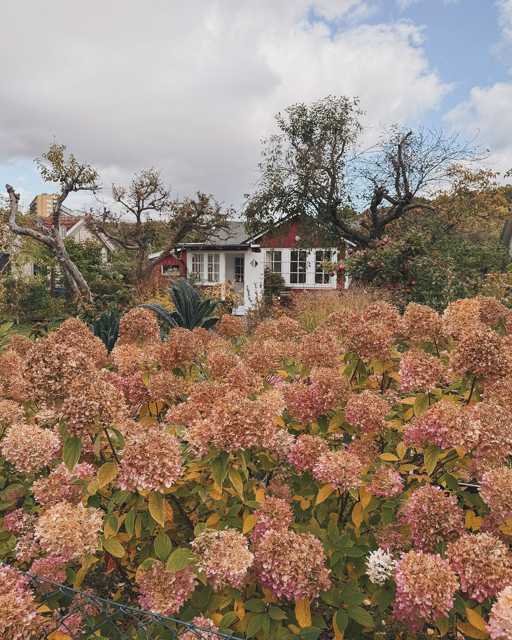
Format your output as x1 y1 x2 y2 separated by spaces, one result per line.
1 0 511 211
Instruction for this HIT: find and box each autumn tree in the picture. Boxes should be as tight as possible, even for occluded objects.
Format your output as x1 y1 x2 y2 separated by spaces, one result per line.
245 96 474 247
89 169 230 282
6 143 99 303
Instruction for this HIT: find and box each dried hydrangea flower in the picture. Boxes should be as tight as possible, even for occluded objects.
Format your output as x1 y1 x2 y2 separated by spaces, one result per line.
393 550 458 631
61 374 128 438
404 399 466 450
192 529 254 591
254 316 305 342
313 448 364 492
399 485 464 552
345 390 391 434
117 307 161 346
51 317 108 367
401 303 442 345
447 533 512 602
480 467 512 522
399 349 444 393
449 325 507 381
35 502 102 561
488 586 512 640
32 462 95 507
180 616 221 640
0 564 48 640
287 434 329 473
215 314 245 338
1 423 60 475
137 560 196 615
254 529 331 600
252 497 293 543
117 428 183 492
368 466 404 498
284 368 349 423
298 329 343 369
366 548 396 585
159 328 209 370
0 400 24 431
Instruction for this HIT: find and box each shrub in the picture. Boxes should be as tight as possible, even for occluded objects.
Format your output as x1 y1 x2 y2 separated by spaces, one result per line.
1 295 512 639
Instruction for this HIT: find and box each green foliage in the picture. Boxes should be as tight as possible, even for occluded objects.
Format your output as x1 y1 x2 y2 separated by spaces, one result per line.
0 274 68 323
346 230 509 310
141 278 219 330
91 307 121 352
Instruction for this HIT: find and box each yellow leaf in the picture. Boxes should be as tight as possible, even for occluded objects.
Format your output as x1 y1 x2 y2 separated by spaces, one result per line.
209 484 223 500
380 453 399 462
148 492 166 528
288 624 301 635
229 468 244 498
328 413 343 432
316 484 336 505
48 633 72 640
466 608 489 633
206 513 220 527
465 510 482 532
359 486 371 509
396 442 407 460
255 487 266 503
333 613 344 640
243 513 256 534
37 604 52 613
262 587 277 603
457 622 489 639
274 415 286 427
138 415 157 427
401 397 417 405
437 617 450 637
276 370 289 379
234 599 245 621
403 408 414 421
499 517 512 536
352 503 363 530
102 537 126 558
211 612 223 625
164 501 174 525
295 598 311 628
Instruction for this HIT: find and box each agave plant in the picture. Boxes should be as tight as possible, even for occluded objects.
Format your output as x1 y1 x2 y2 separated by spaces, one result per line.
92 308 121 352
141 279 219 331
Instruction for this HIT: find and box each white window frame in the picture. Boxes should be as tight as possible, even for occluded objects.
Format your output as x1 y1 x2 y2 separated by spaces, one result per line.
264 248 337 288
265 249 282 275
207 253 220 283
191 254 204 280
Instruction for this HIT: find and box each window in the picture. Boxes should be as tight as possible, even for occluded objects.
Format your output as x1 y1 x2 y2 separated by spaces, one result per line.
290 250 308 284
161 264 181 277
234 256 244 283
265 250 282 275
207 254 220 282
315 250 332 284
191 254 203 280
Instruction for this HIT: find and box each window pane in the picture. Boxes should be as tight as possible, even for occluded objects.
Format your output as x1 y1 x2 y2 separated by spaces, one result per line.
234 256 244 283
208 254 220 282
191 254 203 279
290 250 307 284
265 250 282 274
315 250 332 284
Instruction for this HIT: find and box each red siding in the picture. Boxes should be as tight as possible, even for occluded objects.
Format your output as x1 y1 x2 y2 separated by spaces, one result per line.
258 219 332 249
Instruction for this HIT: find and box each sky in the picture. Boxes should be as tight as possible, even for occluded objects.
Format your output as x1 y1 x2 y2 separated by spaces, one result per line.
0 0 511 211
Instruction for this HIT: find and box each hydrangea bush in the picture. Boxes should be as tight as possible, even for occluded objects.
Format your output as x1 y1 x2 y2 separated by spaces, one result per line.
1 300 512 639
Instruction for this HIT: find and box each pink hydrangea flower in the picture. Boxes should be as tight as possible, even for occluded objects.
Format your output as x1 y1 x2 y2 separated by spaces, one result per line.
488 586 512 640
137 560 196 615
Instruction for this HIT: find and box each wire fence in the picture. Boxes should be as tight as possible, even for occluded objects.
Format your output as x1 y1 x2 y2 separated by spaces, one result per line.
23 572 243 640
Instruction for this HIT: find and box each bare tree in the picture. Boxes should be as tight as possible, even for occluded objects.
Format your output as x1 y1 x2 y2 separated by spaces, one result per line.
89 170 230 282
245 97 475 248
6 144 99 302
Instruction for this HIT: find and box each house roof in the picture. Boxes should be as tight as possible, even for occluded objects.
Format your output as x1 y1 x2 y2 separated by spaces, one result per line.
179 220 249 247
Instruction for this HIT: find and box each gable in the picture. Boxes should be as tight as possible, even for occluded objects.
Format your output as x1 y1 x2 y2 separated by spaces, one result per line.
257 216 335 249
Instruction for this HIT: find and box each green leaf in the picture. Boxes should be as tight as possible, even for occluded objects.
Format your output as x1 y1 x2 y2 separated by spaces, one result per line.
102 537 125 558
299 628 322 640
154 531 173 561
104 514 119 538
125 510 136 536
347 606 374 628
63 436 82 471
424 445 442 475
335 609 348 632
268 606 287 621
339 585 366 606
166 547 195 573
219 612 238 628
414 393 430 417
245 599 267 613
211 452 230 487
246 613 266 638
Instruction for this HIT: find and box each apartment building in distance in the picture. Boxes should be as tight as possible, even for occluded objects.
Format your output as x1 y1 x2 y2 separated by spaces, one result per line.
29 193 59 218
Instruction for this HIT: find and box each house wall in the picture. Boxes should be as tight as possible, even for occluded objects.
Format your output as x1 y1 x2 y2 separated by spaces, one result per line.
257 219 334 249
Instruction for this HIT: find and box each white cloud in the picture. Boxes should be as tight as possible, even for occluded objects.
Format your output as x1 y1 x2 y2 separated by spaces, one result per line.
0 0 448 208
445 82 512 171
497 0 512 41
